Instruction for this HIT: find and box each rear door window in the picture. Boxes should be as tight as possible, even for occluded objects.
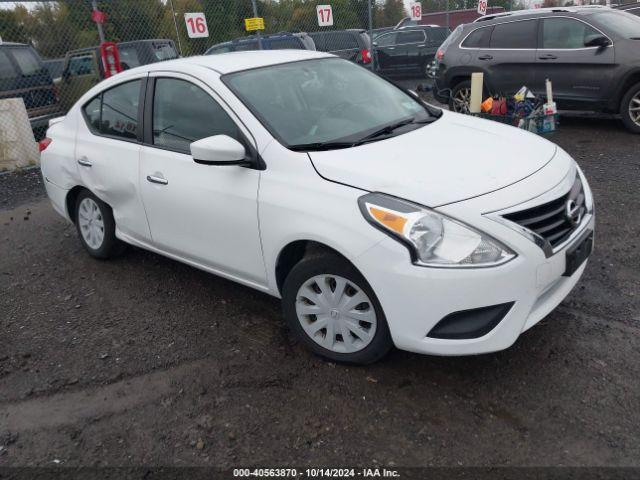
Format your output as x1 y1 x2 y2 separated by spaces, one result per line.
119 46 141 69
322 32 359 51
397 30 426 44
0 50 17 80
490 20 538 49
68 54 95 76
153 42 178 61
84 80 140 140
542 18 602 49
462 26 493 48
11 47 42 76
376 32 397 47
269 37 304 49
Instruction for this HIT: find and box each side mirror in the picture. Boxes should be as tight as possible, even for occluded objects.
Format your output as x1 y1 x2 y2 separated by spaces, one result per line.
585 35 611 48
372 41 378 47
191 135 250 166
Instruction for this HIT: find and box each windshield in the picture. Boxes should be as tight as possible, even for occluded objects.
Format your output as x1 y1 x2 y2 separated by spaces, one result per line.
594 10 640 38
224 58 438 149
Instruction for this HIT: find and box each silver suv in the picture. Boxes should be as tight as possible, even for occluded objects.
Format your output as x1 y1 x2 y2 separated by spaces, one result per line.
433 6 640 133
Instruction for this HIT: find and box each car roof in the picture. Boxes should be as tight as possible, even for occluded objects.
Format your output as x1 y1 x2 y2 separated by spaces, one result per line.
472 5 610 24
144 50 333 75
0 42 32 48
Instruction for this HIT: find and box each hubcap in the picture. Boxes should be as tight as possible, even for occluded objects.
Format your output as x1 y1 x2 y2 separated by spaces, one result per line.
78 198 104 250
629 93 640 126
295 274 377 354
452 87 472 114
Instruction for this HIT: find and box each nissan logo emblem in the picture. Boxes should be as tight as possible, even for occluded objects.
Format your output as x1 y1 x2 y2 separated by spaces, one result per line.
565 199 583 227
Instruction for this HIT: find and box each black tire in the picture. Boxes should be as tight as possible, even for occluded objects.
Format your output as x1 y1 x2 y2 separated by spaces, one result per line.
74 189 125 259
449 80 473 113
282 252 393 364
620 82 640 134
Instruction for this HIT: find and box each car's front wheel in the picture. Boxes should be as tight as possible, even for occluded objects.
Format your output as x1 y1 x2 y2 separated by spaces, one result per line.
74 190 125 259
282 252 392 364
620 82 640 134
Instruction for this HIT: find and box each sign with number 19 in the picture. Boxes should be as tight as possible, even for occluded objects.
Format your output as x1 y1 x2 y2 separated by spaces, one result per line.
477 0 488 16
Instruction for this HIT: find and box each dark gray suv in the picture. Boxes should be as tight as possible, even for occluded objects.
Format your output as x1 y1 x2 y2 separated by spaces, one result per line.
433 6 640 133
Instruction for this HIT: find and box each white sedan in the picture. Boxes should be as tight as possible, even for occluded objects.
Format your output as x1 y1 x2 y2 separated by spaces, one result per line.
40 50 594 364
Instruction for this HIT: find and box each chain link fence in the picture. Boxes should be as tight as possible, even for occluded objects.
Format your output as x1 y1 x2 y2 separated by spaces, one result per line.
0 0 540 169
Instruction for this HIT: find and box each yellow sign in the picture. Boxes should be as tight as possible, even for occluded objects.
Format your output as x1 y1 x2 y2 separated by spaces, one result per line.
244 17 265 31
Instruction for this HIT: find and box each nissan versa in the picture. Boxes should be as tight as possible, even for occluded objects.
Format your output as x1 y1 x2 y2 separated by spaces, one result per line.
40 51 594 364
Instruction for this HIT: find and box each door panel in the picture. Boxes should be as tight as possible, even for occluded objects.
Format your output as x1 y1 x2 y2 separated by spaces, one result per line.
139 147 264 283
75 79 151 242
138 75 265 284
396 30 428 72
374 32 401 72
478 19 538 95
534 18 615 104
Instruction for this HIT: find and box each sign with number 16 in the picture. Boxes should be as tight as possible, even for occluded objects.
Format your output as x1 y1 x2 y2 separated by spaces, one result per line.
184 12 209 38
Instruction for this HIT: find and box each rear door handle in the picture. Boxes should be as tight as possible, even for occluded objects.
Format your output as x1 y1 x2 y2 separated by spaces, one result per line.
539 54 558 60
146 174 168 185
478 54 493 60
77 157 92 167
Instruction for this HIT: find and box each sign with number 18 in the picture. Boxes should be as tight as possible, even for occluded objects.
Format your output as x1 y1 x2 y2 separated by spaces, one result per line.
409 2 422 21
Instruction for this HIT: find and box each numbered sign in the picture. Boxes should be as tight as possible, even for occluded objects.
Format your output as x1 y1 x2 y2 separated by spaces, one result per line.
316 5 333 27
477 0 488 16
409 2 422 21
184 12 209 38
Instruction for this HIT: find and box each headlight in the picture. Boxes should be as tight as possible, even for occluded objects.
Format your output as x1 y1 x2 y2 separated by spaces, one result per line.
358 193 516 267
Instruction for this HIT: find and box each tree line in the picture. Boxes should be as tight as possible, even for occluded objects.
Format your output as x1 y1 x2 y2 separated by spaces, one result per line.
0 0 414 58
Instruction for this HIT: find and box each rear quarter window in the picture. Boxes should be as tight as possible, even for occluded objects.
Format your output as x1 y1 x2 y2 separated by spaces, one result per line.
428 28 450 44
317 32 359 51
462 26 494 48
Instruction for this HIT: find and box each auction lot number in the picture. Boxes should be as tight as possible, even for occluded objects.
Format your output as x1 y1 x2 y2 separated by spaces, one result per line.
184 12 209 38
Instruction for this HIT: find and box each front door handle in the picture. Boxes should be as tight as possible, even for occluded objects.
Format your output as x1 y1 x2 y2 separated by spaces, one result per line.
77 157 92 167
146 174 168 185
539 54 558 60
478 54 493 60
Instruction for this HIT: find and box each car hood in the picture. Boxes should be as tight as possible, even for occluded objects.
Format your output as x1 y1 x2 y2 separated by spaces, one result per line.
308 111 557 207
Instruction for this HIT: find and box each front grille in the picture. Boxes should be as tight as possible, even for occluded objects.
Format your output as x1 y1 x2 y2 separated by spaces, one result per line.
503 175 586 249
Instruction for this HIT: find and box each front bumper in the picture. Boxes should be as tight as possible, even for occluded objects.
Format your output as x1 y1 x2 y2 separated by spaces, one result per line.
355 162 594 356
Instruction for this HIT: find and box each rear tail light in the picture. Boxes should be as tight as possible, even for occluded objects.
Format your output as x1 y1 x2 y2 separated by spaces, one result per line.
361 48 372 64
38 137 52 152
436 49 444 61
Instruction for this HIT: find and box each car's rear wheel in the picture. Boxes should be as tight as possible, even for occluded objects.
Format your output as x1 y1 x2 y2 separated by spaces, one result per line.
450 80 473 114
620 82 640 134
75 190 125 259
282 252 392 364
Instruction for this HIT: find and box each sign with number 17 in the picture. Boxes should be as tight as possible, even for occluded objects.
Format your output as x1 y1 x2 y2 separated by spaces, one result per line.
316 5 333 26
409 2 422 21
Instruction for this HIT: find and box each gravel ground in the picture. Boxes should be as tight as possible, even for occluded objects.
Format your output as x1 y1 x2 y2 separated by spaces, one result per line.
1 104 639 470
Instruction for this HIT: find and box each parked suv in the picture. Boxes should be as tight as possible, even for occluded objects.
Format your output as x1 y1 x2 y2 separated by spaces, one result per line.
0 42 60 134
308 29 372 67
433 6 640 133
205 32 315 55
58 39 178 112
373 25 450 77
615 3 640 17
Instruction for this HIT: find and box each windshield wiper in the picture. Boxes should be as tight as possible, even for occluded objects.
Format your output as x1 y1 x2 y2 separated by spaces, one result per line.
288 141 355 152
352 117 432 146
